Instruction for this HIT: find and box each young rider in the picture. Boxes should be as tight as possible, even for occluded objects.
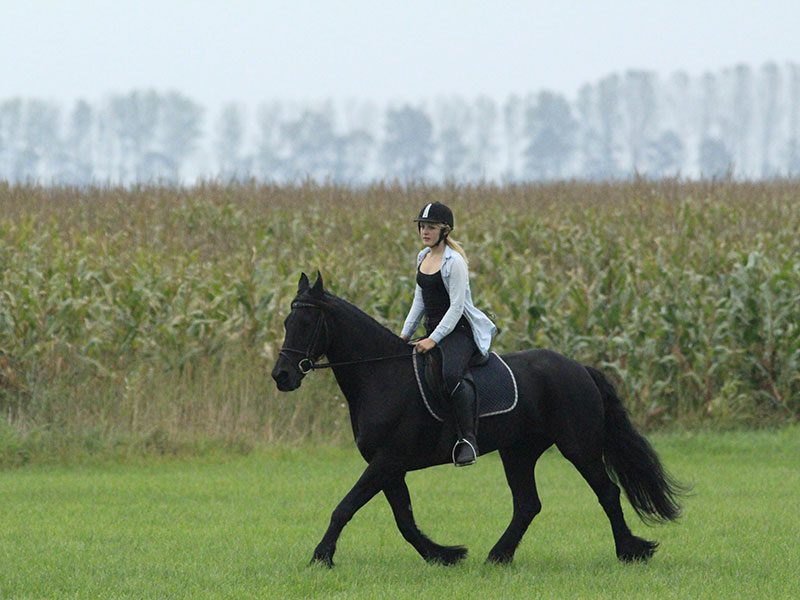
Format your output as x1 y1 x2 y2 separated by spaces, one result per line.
400 202 497 466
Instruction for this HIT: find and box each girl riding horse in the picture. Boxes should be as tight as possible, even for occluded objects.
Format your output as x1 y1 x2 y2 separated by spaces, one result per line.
400 202 497 466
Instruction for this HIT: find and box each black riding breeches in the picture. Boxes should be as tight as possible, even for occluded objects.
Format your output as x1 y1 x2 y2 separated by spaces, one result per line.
429 319 478 395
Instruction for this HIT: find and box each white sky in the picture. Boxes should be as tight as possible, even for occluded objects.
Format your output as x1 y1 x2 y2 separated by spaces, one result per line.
3 0 800 108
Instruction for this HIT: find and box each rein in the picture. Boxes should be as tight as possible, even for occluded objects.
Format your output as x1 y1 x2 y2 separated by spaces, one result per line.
284 351 416 373
279 300 415 374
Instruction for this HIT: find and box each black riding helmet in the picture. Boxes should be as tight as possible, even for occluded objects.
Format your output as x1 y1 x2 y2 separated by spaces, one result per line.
414 202 454 246
414 202 454 229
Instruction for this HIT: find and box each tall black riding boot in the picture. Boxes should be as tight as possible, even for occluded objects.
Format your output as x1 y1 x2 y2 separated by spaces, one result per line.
451 378 478 466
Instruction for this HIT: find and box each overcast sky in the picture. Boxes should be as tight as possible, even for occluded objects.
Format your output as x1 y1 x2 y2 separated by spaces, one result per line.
3 0 800 108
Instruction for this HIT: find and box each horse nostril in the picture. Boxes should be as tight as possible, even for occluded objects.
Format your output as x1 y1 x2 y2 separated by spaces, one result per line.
273 369 289 384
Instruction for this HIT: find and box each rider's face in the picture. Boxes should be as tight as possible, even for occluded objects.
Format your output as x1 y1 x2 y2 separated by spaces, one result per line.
419 223 441 247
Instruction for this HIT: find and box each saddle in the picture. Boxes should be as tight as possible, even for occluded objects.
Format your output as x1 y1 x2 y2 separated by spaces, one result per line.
412 349 518 423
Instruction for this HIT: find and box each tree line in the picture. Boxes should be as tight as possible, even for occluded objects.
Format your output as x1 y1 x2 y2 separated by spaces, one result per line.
1 62 799 185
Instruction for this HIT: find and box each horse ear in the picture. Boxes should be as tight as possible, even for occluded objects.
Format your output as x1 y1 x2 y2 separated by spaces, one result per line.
298 272 310 293
310 271 324 298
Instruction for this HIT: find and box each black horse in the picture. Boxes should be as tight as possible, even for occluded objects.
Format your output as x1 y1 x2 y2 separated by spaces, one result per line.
272 273 683 567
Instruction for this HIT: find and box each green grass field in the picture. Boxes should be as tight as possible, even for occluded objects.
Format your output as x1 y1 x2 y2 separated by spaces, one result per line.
1 428 797 599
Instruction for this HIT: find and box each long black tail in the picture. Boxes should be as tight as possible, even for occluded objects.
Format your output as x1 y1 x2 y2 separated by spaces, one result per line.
585 366 685 524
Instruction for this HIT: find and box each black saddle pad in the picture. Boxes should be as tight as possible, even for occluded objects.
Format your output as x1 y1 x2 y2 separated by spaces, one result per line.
412 351 518 422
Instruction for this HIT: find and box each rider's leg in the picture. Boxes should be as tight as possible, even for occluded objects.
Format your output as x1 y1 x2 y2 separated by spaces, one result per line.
450 377 478 466
438 323 480 466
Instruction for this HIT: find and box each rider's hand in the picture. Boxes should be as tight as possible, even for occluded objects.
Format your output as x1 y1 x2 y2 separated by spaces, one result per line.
414 338 437 353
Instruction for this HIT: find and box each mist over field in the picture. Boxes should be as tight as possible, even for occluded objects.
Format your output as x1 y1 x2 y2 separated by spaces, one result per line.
2 62 800 185
4 1 800 185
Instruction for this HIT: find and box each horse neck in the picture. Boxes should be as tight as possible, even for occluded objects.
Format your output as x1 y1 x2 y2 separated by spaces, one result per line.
324 298 407 363
322 298 412 443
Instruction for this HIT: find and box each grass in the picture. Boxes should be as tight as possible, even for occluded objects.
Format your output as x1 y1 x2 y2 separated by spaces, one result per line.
1 428 798 599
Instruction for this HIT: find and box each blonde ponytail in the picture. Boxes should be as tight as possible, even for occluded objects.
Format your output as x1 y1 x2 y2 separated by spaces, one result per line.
443 226 468 264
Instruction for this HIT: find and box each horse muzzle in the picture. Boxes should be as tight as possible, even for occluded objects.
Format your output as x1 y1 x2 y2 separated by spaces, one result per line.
271 356 305 392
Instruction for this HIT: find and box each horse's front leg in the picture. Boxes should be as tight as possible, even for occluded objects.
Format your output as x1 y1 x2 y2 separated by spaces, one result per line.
311 457 396 567
384 474 468 565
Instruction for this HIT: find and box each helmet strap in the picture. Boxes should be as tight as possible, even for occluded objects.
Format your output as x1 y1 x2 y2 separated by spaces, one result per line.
436 227 448 246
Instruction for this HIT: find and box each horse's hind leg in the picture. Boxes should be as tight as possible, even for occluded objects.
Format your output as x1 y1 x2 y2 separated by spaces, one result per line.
487 444 547 564
384 475 467 565
563 450 658 562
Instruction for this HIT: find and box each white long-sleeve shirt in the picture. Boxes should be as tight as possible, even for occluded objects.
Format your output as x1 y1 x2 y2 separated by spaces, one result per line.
401 245 497 355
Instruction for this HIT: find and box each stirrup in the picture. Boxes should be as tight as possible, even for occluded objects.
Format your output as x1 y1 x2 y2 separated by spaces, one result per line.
452 439 477 467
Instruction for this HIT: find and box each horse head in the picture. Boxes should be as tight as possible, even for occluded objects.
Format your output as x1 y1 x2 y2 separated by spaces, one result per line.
272 272 331 391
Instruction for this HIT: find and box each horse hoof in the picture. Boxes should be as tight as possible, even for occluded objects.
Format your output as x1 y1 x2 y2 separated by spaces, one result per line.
486 551 514 565
310 551 335 568
426 545 468 566
617 537 659 563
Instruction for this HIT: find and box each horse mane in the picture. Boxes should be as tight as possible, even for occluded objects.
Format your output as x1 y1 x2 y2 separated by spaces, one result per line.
328 293 407 347
297 289 406 348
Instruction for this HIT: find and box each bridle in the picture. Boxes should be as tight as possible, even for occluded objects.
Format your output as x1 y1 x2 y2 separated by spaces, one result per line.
278 300 414 374
278 301 329 374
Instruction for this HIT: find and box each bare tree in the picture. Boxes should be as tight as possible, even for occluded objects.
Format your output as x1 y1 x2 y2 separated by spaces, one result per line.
333 129 374 184
19 100 62 183
435 97 471 181
699 137 733 178
787 62 800 175
381 105 433 181
646 131 685 177
523 91 577 180
468 96 498 181
255 102 284 181
699 72 718 141
726 64 754 176
0 99 23 181
215 103 249 181
594 75 624 178
110 91 160 183
623 70 658 173
280 108 338 181
159 92 204 183
757 63 782 177
502 95 524 181
66 100 94 184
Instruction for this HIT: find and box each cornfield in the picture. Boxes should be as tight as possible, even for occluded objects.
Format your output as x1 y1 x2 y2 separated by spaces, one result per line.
1 180 798 463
